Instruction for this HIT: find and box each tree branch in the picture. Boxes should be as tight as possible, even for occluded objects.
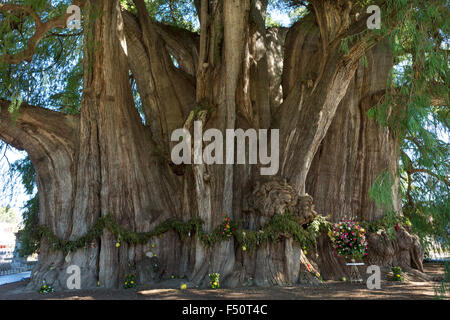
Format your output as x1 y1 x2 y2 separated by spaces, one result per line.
401 148 449 186
122 9 199 76
0 1 86 65
153 21 199 76
407 168 450 187
125 1 196 148
0 100 77 155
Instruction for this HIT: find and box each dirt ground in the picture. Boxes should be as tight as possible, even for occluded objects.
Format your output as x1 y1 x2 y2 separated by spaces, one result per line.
0 263 447 300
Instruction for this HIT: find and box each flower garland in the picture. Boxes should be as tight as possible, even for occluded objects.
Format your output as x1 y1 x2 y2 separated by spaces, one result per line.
34 213 331 255
31 211 408 258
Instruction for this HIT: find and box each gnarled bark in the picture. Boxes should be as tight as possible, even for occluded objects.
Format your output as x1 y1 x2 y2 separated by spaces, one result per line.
0 0 424 290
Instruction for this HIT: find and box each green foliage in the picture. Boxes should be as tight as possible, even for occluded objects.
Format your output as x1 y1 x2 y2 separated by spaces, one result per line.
39 280 54 294
360 213 410 234
288 6 308 23
339 37 350 55
122 0 199 32
7 95 22 122
6 156 40 257
49 57 82 114
0 1 84 113
306 214 330 239
445 262 450 282
30 212 332 255
434 281 449 300
0 206 19 224
209 273 220 289
234 213 331 253
434 262 449 299
364 0 449 250
9 156 36 195
363 0 449 239
17 196 39 257
266 0 308 27
369 170 395 212
123 273 137 289
368 171 402 238
266 15 282 28
391 266 404 281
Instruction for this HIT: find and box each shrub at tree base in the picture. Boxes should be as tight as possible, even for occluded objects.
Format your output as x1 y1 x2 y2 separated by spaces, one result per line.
209 273 220 289
392 266 404 282
124 273 136 289
39 280 54 294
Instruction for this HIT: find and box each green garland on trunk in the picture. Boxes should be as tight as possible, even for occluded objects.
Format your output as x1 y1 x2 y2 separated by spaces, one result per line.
35 213 409 255
35 213 332 255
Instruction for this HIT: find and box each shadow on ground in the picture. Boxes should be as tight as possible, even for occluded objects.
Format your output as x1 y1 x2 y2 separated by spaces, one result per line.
0 263 446 300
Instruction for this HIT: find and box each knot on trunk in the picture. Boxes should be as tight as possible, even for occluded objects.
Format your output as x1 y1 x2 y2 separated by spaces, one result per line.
366 226 424 273
247 178 317 225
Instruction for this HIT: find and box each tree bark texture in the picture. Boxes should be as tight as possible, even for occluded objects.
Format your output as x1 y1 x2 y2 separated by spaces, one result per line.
0 0 424 289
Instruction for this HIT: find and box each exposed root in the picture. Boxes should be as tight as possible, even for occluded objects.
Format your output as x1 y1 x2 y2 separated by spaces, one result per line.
366 226 424 273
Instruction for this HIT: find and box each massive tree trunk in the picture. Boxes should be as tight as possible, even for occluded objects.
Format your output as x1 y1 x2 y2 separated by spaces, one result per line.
305 40 424 279
0 0 424 289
